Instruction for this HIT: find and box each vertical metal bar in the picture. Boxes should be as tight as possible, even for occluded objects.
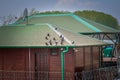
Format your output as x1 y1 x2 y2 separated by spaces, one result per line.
115 33 120 44
117 45 120 79
46 49 49 80
28 48 31 80
118 33 120 43
90 47 93 70
99 34 101 40
101 46 103 67
90 47 94 80
44 51 46 79
115 33 118 43
45 49 48 80
40 53 42 80
102 34 105 41
99 46 101 68
45 50 47 80
13 72 16 80
92 34 95 38
96 34 98 39
113 45 116 57
35 52 37 80
83 47 85 70
1 52 4 80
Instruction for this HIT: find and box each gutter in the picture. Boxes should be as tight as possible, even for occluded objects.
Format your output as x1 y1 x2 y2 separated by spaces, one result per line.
61 46 69 80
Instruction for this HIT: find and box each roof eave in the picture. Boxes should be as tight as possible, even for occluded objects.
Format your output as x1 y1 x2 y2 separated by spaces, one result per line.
0 43 110 48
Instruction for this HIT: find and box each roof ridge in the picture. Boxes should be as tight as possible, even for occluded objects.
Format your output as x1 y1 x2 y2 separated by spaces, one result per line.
14 13 73 24
30 13 72 17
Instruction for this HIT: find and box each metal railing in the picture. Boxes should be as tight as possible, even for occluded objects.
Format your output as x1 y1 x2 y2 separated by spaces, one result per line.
0 71 73 80
81 66 117 80
0 66 117 80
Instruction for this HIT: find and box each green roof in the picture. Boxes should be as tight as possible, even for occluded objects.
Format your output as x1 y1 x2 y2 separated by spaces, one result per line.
0 23 109 48
17 13 119 34
0 24 67 47
1 13 116 47
79 16 119 33
57 28 109 46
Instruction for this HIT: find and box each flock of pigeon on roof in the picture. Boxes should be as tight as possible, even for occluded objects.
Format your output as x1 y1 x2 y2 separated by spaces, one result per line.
45 33 64 46
45 28 75 46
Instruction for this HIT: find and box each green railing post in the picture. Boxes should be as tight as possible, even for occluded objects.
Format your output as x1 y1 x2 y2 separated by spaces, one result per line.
61 46 69 80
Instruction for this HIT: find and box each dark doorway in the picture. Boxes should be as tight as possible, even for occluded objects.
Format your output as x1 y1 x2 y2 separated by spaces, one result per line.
35 49 49 80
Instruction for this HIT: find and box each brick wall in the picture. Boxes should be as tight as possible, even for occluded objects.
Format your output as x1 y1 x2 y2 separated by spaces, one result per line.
0 48 28 71
75 46 100 71
0 48 75 79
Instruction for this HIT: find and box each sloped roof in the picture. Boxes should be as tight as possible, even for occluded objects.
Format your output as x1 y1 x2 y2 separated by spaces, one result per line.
57 28 109 47
17 13 119 34
0 23 109 48
79 16 119 33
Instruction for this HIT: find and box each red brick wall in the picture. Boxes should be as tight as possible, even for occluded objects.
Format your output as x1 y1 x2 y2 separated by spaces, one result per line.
49 48 75 72
84 47 91 70
75 46 100 71
49 48 75 79
0 48 29 80
75 48 84 67
0 48 29 71
30 48 50 72
92 47 99 68
0 48 75 79
65 49 75 72
65 49 75 79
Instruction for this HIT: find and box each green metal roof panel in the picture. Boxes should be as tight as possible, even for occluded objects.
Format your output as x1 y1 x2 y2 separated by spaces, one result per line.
19 13 119 33
71 14 101 32
79 16 119 33
0 24 69 47
0 13 113 47
21 14 96 33
0 23 109 47
57 28 109 46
